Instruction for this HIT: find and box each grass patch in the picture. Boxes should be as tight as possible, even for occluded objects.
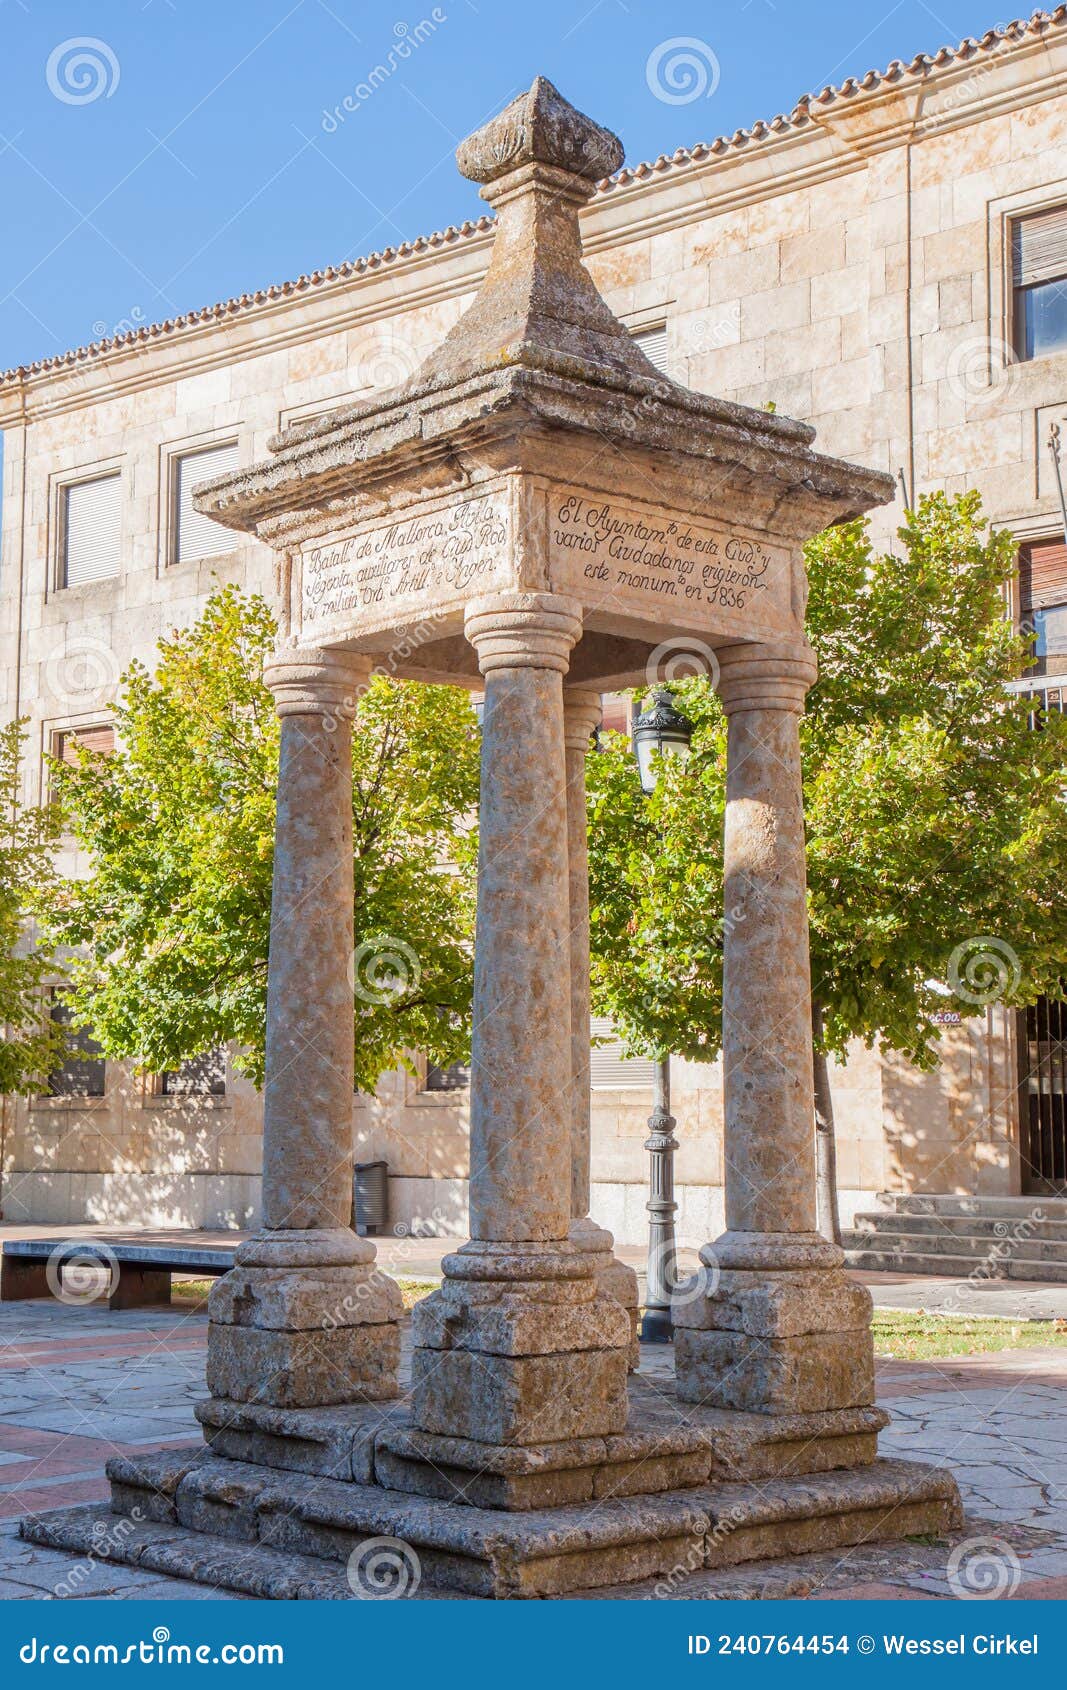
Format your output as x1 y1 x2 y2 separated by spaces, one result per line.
872 1308 1067 1360
169 1275 441 1311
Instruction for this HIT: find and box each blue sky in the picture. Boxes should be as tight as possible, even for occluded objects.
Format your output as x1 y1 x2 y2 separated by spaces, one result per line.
0 0 989 373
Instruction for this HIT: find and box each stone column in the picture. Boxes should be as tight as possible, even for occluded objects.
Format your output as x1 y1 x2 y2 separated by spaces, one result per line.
673 642 875 1419
410 596 630 1451
563 689 639 1368
206 647 401 1411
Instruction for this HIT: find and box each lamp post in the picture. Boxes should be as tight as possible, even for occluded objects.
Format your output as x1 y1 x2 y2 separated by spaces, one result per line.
631 687 694 1342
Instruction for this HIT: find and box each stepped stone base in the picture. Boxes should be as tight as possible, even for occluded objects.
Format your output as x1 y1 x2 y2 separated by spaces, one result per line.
21 1454 962 1600
194 1376 889 1508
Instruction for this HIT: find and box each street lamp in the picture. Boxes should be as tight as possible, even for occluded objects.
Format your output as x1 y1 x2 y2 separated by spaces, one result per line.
631 687 694 1342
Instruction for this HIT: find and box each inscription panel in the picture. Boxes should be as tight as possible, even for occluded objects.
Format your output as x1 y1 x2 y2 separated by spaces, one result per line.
298 490 509 640
547 491 795 634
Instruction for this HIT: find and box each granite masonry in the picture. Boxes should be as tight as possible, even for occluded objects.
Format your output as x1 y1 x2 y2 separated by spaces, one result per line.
19 78 962 1599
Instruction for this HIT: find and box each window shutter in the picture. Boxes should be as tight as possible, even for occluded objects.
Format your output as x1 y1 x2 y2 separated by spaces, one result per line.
632 325 669 374
53 724 115 765
62 475 120 586
1020 540 1067 614
1013 207 1067 289
589 1016 656 1087
174 442 240 564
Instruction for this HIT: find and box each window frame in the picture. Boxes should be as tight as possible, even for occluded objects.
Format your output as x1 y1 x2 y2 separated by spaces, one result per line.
49 458 124 596
163 435 242 571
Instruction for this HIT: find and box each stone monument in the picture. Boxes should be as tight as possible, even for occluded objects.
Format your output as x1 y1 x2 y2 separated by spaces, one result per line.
23 76 961 1599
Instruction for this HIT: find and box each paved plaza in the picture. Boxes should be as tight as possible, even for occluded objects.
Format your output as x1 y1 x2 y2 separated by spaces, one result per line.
1 1276 1067 1601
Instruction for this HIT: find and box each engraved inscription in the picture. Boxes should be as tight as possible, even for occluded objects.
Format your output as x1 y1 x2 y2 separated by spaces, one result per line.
550 493 789 619
300 492 508 633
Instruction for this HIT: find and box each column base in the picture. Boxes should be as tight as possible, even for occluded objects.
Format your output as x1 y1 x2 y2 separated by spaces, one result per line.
569 1215 640 1370
410 1241 631 1445
206 1229 402 1409
26 1444 962 1600
673 1234 876 1414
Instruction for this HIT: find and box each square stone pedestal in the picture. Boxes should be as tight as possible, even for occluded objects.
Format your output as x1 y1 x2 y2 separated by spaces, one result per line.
19 1378 963 1600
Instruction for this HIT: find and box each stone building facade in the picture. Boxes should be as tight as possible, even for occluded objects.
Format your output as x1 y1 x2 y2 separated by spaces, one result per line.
1 13 1065 1238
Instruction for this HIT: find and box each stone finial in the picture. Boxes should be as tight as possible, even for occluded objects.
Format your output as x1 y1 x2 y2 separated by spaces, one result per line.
456 76 623 186
411 77 663 389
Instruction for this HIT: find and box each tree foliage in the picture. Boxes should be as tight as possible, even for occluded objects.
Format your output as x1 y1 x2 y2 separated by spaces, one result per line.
0 720 64 1094
44 587 480 1092
588 492 1067 1068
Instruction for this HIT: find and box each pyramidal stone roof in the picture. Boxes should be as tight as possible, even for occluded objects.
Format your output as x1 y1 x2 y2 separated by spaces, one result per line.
1 8 1063 390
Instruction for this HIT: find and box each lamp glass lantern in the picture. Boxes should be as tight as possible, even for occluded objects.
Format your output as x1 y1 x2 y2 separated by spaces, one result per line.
632 689 695 794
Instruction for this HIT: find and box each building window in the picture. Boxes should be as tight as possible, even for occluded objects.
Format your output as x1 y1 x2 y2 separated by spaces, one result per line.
170 441 239 565
632 324 669 375
160 1049 226 1096
423 1060 470 1092
59 473 121 588
51 724 116 766
599 693 634 739
1019 539 1067 678
589 1016 656 1087
1012 207 1067 361
47 990 106 1098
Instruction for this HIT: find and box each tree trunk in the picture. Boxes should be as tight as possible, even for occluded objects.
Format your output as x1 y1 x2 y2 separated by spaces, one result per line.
812 999 842 1246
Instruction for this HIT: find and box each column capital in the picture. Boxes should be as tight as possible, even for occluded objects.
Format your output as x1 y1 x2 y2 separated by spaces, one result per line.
562 687 602 751
715 640 817 716
262 645 372 718
465 592 582 676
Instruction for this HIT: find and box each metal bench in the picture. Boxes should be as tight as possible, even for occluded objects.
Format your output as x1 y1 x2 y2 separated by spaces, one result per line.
0 1237 236 1310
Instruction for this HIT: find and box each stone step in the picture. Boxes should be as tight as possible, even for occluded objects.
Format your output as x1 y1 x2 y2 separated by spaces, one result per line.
874 1192 1067 1219
22 1453 961 1599
17 1502 813 1601
844 1244 1067 1283
852 1211 1067 1245
846 1223 1067 1265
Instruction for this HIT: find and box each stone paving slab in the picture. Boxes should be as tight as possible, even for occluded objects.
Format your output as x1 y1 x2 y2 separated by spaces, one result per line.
2 1290 1067 1598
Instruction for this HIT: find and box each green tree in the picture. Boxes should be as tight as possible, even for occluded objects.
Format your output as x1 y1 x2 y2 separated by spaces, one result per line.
588 493 1067 1239
44 587 480 1094
0 719 65 1095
